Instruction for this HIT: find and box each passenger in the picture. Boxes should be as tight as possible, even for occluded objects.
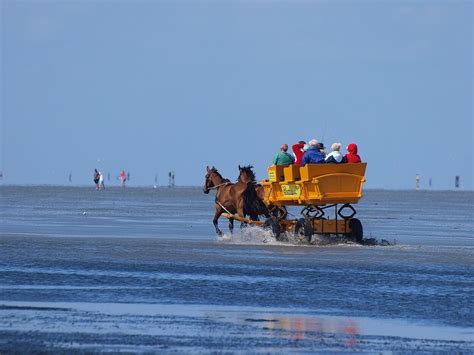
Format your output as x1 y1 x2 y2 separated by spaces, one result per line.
301 139 325 165
343 143 362 163
273 144 295 166
325 143 343 164
316 142 327 158
291 140 306 165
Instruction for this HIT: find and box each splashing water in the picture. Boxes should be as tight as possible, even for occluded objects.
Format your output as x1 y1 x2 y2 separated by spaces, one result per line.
218 225 278 245
217 225 345 246
218 226 395 247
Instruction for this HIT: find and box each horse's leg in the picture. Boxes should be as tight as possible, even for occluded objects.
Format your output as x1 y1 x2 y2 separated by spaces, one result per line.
213 207 223 236
228 217 234 234
260 202 271 218
237 206 246 229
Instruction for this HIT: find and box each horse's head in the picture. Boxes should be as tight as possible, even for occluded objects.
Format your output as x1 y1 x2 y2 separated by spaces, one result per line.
237 165 256 184
203 166 220 194
203 166 212 194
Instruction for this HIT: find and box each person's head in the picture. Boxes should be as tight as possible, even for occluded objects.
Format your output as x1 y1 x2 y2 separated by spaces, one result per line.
298 140 305 145
331 143 341 152
316 142 325 151
280 144 288 152
347 143 358 154
308 139 318 148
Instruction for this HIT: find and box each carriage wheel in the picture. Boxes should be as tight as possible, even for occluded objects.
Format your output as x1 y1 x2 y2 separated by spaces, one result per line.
294 218 313 243
348 218 363 243
263 217 281 240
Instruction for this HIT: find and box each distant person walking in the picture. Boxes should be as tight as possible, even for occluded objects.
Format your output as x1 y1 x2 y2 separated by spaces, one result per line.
98 171 105 190
93 169 100 190
119 170 127 187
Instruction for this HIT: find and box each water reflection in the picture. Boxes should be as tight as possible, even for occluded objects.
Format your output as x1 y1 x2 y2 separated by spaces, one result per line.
244 314 360 348
202 307 363 348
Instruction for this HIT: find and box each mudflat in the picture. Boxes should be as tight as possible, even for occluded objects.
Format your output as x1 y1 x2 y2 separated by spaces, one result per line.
0 186 472 352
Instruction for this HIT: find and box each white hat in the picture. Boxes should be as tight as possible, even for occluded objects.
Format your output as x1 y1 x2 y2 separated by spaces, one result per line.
309 139 318 147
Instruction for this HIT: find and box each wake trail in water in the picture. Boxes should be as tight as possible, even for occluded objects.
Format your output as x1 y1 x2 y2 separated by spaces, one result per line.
217 226 395 247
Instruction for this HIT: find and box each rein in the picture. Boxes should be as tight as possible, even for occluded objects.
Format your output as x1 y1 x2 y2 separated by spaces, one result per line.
216 201 233 215
207 181 230 190
211 180 234 215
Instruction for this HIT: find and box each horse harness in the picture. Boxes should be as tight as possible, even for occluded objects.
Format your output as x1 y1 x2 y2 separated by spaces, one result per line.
210 181 235 215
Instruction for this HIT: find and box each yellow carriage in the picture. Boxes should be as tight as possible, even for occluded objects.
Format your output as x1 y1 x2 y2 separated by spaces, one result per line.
260 163 367 242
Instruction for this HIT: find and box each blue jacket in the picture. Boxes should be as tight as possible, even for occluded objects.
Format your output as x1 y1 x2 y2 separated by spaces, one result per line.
302 148 325 165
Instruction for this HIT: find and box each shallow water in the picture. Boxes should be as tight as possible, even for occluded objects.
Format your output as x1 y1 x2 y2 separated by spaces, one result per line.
0 186 473 352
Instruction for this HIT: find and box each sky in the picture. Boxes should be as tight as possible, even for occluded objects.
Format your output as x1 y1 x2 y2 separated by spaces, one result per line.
1 0 472 189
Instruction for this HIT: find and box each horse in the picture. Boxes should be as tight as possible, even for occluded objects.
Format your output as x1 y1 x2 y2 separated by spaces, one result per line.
237 165 270 220
237 165 287 220
203 166 255 236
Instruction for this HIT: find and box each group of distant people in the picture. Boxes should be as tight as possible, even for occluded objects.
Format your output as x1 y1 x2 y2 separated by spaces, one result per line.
273 139 361 166
93 169 127 189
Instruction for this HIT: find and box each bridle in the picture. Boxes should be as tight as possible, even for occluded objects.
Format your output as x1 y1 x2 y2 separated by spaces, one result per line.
205 171 231 193
207 181 230 190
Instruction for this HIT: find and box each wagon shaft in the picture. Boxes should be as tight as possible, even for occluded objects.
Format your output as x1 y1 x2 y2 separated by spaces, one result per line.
221 213 264 226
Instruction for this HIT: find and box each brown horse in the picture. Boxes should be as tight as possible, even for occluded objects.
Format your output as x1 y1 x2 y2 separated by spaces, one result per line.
238 165 287 220
203 166 253 236
237 165 270 219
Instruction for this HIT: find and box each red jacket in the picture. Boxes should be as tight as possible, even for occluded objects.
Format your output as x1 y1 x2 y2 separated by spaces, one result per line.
292 143 306 165
344 143 361 163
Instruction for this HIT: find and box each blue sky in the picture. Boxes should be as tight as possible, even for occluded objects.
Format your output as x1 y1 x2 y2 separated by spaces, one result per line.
1 0 472 189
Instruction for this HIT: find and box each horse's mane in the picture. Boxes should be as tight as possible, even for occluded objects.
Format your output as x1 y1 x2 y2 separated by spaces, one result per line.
238 165 256 183
209 167 224 179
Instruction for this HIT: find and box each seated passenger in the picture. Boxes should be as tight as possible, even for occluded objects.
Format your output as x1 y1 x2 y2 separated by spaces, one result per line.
273 143 295 166
301 139 325 165
291 140 306 165
316 142 327 158
343 143 362 163
325 143 343 164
